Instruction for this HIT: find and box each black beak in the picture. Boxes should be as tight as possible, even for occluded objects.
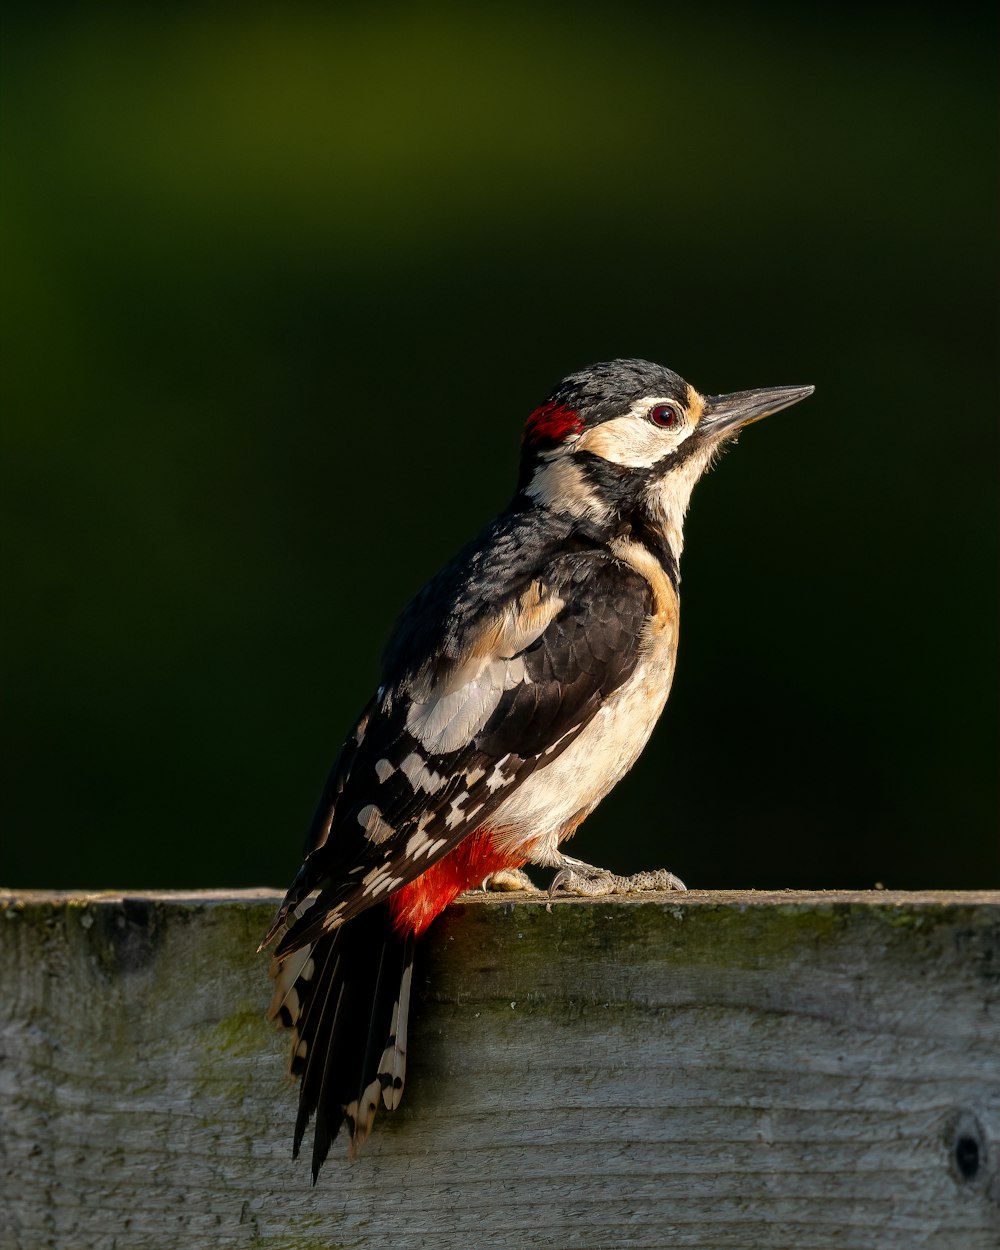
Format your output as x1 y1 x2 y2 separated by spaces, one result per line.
700 384 815 438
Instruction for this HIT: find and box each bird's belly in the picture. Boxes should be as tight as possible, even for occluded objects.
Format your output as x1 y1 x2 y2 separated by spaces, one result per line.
490 627 678 859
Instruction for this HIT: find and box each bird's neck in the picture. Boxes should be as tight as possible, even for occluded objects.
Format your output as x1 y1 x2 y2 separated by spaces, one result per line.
637 450 714 570
513 449 710 592
622 508 681 593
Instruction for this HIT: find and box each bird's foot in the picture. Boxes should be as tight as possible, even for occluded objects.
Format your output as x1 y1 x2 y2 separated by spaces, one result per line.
481 868 542 893
548 855 687 897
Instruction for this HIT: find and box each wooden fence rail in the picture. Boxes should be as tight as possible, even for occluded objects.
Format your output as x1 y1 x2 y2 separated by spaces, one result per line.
1 889 998 1249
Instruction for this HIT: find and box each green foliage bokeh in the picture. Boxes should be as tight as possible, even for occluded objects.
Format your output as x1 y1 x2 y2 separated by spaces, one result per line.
2 2 997 889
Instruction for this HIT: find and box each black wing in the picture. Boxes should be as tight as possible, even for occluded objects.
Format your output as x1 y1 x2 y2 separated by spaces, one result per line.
267 546 652 954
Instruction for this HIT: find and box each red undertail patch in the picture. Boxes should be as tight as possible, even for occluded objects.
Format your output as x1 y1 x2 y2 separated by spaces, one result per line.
389 829 525 937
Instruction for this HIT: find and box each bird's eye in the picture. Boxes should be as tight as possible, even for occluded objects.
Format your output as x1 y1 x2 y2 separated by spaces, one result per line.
650 404 681 428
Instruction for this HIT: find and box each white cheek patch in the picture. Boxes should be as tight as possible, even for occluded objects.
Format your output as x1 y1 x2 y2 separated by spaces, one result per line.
576 396 694 468
526 456 611 521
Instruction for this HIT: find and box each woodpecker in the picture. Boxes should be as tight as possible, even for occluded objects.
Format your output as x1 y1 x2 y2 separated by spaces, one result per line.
261 358 813 1180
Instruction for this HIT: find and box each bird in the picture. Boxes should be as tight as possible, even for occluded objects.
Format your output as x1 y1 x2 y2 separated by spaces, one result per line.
260 357 814 1180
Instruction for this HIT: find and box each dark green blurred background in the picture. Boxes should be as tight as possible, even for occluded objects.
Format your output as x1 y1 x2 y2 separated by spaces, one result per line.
2 3 997 891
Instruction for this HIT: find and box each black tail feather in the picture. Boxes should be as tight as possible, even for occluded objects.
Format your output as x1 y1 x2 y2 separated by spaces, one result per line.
291 938 343 1159
268 902 415 1180
348 936 393 1135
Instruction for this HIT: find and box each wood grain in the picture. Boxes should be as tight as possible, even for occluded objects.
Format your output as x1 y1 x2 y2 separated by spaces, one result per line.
1 889 997 1249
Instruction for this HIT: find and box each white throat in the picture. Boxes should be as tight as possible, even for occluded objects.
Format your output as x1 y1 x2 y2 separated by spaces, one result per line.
643 447 714 561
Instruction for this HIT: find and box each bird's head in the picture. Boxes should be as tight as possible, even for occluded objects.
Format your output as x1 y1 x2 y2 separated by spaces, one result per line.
518 358 814 559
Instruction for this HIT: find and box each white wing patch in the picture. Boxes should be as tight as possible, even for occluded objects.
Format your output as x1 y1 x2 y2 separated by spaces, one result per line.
405 655 528 753
399 751 447 795
357 804 395 843
404 829 447 860
486 754 513 792
490 585 564 659
404 581 564 755
444 793 469 829
360 864 404 897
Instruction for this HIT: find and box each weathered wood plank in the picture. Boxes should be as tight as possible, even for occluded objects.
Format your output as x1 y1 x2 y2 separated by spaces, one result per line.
1 889 997 1250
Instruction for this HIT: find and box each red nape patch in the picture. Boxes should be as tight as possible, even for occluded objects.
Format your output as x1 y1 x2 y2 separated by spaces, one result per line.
523 400 582 447
389 829 526 937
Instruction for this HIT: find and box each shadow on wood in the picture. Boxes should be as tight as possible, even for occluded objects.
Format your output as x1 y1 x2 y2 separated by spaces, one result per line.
1 889 998 1249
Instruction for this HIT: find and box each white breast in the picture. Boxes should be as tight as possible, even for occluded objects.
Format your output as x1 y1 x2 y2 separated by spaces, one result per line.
490 617 679 864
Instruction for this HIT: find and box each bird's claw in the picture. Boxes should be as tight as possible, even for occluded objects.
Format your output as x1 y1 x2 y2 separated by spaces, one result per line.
547 868 573 897
481 868 542 893
548 861 687 897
